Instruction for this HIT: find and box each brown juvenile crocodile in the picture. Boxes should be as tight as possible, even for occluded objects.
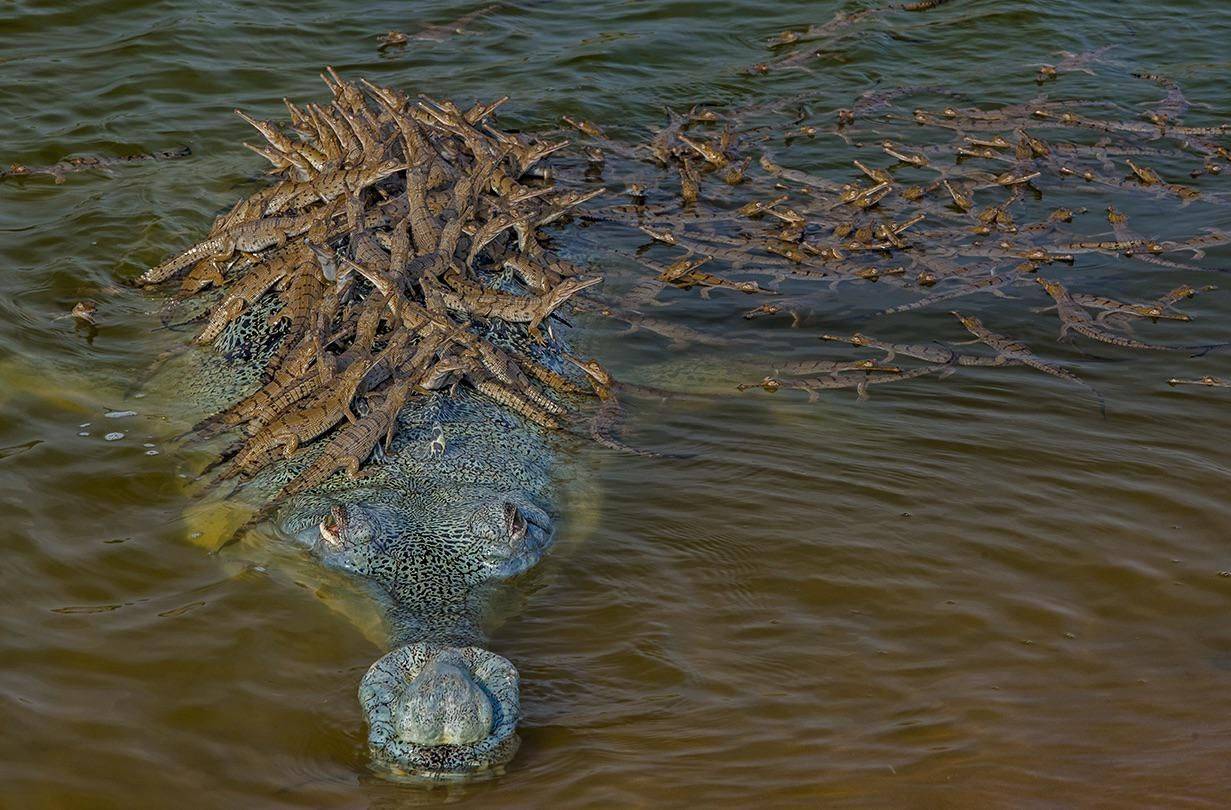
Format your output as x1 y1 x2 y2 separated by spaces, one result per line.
951 310 1105 413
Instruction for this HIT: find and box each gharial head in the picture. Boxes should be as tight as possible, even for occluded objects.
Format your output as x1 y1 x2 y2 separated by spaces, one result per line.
359 643 520 780
281 486 555 589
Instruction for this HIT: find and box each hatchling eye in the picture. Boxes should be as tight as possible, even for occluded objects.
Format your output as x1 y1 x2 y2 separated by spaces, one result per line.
503 502 527 542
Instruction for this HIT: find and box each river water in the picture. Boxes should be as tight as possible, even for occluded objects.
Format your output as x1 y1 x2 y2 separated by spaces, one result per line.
3 1 1231 806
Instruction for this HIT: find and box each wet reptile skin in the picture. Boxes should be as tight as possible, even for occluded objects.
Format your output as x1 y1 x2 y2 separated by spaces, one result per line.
155 289 581 778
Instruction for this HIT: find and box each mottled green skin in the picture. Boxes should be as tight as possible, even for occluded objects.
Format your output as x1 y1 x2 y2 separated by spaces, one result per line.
359 643 521 779
154 292 580 779
258 384 560 648
152 294 290 425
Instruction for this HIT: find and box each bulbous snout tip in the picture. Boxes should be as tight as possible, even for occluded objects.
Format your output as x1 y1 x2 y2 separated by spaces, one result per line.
359 643 521 781
396 659 495 746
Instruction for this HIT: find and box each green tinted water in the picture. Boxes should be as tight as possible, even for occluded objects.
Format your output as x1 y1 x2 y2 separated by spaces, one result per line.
3 1 1231 806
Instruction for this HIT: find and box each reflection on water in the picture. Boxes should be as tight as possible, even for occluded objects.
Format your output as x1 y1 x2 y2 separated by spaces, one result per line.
3 0 1231 806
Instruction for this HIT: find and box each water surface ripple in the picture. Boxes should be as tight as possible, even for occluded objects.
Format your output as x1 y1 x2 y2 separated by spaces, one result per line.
3 1 1231 806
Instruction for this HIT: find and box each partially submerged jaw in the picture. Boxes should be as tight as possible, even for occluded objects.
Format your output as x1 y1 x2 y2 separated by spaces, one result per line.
359 643 520 780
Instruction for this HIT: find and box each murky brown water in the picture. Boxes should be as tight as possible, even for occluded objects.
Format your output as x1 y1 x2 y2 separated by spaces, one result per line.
4 1 1231 806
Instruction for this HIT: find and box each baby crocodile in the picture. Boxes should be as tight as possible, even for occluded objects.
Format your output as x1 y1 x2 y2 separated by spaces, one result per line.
1034 277 1199 352
739 364 942 401
820 332 1015 367
1167 376 1230 388
951 311 1105 413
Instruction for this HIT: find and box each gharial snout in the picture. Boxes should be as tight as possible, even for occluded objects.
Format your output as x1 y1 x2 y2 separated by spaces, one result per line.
397 660 494 746
359 643 521 780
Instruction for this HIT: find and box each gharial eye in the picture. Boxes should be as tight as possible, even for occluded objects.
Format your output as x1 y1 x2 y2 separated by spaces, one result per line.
503 502 528 542
320 504 346 537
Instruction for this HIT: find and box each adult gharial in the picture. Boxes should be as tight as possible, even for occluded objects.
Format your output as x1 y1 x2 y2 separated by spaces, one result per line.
142 69 623 780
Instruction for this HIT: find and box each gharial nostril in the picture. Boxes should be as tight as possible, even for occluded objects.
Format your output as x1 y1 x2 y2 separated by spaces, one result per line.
359 643 522 776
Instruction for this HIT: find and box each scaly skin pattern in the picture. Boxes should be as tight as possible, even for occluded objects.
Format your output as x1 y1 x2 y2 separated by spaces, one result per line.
153 289 582 780
264 386 559 627
359 643 520 779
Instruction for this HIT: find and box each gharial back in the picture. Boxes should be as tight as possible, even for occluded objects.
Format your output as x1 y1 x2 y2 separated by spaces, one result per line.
150 294 292 426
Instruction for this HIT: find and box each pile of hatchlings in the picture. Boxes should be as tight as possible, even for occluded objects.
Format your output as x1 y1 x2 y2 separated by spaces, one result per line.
145 69 618 500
